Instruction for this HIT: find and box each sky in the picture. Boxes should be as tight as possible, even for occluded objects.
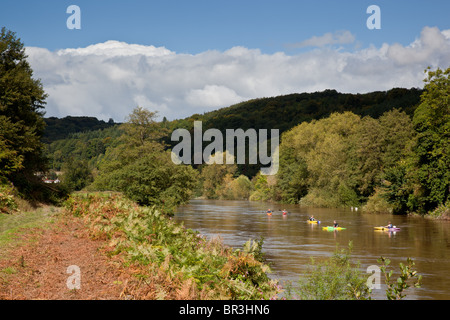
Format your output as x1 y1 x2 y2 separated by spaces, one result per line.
1 0 449 122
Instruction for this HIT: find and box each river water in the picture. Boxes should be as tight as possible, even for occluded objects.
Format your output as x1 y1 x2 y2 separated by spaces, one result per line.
174 199 450 300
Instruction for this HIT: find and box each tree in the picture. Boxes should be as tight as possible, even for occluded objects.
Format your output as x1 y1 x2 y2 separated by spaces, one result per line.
61 158 93 192
356 110 415 198
199 151 237 199
92 107 197 211
113 151 198 209
408 67 449 213
0 27 50 199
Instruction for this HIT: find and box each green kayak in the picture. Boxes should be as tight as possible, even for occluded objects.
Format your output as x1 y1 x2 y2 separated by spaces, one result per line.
322 226 346 231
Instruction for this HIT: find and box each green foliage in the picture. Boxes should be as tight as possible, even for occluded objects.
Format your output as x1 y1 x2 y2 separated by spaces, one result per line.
47 125 122 171
362 188 394 214
0 116 24 176
0 28 68 204
274 146 308 204
61 158 93 192
284 244 422 300
198 152 238 199
108 151 198 210
92 107 197 211
217 174 253 200
0 27 49 199
64 193 280 299
407 67 449 213
43 116 118 144
197 88 421 137
275 108 417 209
379 165 413 214
285 242 371 300
249 173 276 202
378 257 422 300
162 88 422 177
0 181 18 214
428 199 450 219
242 236 266 264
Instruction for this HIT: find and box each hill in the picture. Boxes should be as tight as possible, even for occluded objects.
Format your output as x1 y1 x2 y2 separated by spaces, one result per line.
193 87 423 133
43 116 119 144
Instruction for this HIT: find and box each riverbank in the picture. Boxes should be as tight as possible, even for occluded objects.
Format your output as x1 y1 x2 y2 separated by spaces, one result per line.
0 205 137 299
0 193 280 300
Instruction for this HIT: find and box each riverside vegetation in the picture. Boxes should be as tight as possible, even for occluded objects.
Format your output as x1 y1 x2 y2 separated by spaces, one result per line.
63 192 280 300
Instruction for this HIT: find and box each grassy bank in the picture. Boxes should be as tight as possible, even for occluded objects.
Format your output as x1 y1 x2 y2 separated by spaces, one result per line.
63 192 280 300
0 206 57 251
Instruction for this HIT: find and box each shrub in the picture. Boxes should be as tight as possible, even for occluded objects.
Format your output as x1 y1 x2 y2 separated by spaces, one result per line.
285 242 371 300
0 182 18 214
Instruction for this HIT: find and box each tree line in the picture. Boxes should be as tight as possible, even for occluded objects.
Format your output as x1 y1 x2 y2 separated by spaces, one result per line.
1 26 448 216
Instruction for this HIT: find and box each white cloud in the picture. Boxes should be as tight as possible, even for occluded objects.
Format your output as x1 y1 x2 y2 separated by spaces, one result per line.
186 85 245 109
58 40 174 58
289 30 356 48
25 26 450 122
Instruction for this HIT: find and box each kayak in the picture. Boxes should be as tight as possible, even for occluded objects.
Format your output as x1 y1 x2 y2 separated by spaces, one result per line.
322 226 346 231
374 226 400 231
267 212 272 216
307 220 320 224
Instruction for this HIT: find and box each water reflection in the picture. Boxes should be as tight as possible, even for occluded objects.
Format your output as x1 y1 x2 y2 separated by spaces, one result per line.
174 199 450 300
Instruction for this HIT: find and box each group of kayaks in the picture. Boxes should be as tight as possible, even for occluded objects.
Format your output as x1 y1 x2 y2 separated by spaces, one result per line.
266 210 400 233
266 209 288 216
307 218 400 233
307 219 346 231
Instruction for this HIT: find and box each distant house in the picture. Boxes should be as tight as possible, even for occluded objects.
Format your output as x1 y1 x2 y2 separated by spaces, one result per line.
43 179 60 184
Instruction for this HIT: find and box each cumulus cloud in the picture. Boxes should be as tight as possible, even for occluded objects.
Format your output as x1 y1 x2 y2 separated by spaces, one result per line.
25 26 450 122
289 30 356 48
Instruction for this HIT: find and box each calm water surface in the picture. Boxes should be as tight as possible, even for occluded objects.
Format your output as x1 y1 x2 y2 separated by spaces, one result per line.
174 199 450 300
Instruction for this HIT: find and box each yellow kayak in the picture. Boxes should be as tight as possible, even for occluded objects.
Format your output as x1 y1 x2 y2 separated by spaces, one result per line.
374 226 400 231
307 220 319 224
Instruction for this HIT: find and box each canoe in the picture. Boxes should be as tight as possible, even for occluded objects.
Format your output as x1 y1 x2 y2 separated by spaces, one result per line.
322 226 346 231
307 220 319 224
374 226 400 231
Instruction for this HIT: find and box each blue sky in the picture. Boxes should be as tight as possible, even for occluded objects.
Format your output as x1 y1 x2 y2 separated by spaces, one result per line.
2 0 448 53
1 1 449 121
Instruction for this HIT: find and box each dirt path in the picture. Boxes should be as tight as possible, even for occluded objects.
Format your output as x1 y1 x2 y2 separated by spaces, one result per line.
0 214 133 300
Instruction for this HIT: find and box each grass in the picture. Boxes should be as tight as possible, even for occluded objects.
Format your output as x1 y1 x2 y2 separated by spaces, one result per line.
0 206 58 253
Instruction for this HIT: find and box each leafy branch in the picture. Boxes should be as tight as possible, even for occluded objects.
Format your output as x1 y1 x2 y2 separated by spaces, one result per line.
378 257 422 300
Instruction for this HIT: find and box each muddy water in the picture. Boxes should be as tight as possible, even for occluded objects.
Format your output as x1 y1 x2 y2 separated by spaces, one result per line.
174 199 450 300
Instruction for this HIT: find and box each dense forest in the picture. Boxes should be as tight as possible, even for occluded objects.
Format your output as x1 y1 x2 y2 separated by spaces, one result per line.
43 116 118 144
1 26 448 218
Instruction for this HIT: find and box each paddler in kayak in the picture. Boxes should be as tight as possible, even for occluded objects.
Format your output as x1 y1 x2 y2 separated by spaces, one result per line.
385 221 393 229
267 209 272 216
333 220 339 228
309 215 316 221
282 209 288 215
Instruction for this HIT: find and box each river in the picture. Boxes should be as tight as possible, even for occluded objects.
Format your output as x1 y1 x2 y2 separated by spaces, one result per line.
174 199 450 300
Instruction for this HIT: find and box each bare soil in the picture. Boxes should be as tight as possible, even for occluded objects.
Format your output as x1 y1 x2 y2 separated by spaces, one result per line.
0 214 134 300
